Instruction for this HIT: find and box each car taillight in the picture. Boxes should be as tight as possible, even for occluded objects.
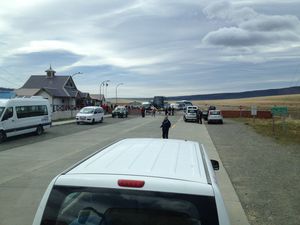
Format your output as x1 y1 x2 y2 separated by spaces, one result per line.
118 179 145 188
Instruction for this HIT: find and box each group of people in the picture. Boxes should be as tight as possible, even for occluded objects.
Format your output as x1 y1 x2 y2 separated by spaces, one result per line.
165 106 175 116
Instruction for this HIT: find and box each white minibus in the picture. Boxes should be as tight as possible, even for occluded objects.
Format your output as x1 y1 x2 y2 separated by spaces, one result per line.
0 97 51 142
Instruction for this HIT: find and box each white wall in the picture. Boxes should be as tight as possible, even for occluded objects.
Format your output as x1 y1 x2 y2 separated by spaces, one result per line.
52 110 80 121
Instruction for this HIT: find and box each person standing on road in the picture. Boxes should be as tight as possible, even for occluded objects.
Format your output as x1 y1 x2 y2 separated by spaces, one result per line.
197 109 203 124
171 107 175 116
141 107 145 117
160 116 171 139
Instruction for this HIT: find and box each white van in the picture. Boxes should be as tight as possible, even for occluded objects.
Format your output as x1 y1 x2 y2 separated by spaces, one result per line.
33 138 230 225
76 106 104 124
0 97 51 142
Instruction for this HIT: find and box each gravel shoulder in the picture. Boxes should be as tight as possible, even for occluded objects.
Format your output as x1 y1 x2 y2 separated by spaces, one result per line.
206 119 300 225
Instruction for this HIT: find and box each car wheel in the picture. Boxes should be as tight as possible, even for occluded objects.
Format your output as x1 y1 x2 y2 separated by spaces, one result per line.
207 120 210 124
76 122 80 125
0 131 6 143
220 120 223 124
112 115 115 118
92 119 95 124
100 117 103 123
36 125 43 135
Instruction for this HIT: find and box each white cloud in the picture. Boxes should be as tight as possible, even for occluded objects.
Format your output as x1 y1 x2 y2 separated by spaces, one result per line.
202 1 300 48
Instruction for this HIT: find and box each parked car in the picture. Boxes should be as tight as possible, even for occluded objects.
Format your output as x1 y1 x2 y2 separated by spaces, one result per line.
207 110 223 124
32 138 230 225
183 106 198 122
112 106 128 118
76 106 104 124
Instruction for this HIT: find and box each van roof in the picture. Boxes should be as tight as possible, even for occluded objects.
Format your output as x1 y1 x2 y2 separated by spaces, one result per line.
66 138 208 184
0 98 49 106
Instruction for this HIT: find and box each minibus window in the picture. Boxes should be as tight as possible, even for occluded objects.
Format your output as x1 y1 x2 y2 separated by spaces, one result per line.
0 107 5 118
1 107 13 121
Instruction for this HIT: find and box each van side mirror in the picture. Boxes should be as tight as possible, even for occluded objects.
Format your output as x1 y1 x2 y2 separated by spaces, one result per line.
211 160 219 170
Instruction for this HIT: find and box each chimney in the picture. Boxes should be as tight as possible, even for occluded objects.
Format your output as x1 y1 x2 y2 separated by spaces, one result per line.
45 65 56 78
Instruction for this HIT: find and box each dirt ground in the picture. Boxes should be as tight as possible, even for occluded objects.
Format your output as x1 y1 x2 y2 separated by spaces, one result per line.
206 119 300 225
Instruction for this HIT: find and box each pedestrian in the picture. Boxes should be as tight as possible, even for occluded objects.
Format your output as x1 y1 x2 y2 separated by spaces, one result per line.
141 107 145 118
152 107 156 117
197 109 203 124
165 108 168 116
160 116 171 139
171 107 175 116
168 106 171 116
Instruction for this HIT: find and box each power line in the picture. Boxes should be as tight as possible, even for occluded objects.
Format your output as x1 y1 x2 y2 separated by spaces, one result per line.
0 66 22 87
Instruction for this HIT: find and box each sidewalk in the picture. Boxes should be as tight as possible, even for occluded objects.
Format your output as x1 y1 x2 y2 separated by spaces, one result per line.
170 117 250 225
52 114 112 126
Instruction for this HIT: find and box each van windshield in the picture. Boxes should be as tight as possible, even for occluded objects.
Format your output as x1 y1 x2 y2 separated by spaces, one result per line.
41 186 219 225
0 107 5 118
80 108 94 114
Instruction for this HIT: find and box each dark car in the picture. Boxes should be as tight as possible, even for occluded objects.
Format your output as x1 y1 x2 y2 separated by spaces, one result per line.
112 107 128 118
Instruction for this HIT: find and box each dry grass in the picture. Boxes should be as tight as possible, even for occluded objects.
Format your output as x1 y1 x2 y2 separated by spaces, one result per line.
235 117 300 145
192 94 300 110
192 94 300 119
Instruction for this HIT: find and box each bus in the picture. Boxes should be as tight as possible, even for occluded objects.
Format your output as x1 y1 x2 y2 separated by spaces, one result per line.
0 97 51 142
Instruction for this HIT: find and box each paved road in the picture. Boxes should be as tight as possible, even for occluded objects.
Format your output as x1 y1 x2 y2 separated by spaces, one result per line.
206 119 300 225
0 115 249 225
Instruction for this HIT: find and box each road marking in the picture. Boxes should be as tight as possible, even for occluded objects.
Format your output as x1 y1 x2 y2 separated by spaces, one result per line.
171 116 182 129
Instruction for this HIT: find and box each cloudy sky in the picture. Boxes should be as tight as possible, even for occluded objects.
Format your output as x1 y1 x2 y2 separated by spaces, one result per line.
0 0 300 97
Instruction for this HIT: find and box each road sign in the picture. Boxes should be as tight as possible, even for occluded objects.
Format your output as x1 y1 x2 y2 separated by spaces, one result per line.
271 106 288 116
251 105 257 116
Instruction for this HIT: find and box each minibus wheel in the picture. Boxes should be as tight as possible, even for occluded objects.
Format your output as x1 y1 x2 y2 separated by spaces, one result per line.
0 131 6 143
36 125 43 135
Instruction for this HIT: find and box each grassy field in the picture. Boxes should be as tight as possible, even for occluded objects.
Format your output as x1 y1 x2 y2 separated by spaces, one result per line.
235 117 300 145
192 94 300 143
192 94 300 110
192 94 300 119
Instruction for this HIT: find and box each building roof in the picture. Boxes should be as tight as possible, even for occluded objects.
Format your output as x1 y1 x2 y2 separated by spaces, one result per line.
15 88 41 96
20 75 80 98
90 94 105 101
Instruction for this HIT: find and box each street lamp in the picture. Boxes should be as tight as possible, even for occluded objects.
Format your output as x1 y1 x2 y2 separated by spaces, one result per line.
115 83 124 105
99 80 110 104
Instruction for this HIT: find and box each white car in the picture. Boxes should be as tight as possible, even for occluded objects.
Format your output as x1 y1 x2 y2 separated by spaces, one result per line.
76 106 104 124
33 138 230 225
208 110 223 124
184 105 198 122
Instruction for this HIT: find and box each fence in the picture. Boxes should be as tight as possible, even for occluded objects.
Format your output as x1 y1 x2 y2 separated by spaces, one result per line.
52 110 80 121
221 110 272 119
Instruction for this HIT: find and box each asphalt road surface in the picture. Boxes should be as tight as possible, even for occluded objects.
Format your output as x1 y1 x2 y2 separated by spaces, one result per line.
206 119 300 225
0 116 135 152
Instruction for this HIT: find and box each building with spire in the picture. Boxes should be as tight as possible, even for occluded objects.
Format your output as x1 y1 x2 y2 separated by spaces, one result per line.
15 66 92 111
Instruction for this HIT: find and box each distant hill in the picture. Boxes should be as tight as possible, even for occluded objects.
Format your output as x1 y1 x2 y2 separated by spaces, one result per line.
166 86 300 101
